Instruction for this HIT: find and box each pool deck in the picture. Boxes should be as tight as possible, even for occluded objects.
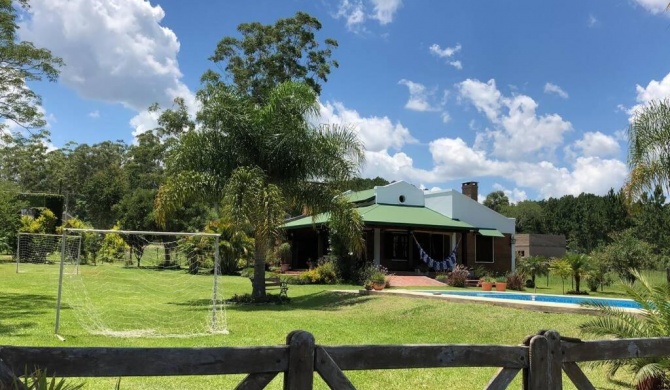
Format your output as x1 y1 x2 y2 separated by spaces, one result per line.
351 289 642 315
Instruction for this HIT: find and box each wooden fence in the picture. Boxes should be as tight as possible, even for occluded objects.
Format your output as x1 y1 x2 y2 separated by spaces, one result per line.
1 330 670 389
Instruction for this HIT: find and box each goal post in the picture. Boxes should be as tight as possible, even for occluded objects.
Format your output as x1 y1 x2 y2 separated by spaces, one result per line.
54 228 228 338
16 232 82 273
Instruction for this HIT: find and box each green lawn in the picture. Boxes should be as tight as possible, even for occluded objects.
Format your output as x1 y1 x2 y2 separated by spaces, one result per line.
0 260 641 389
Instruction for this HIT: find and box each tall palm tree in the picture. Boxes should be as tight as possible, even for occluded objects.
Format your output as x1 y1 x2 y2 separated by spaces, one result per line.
564 253 590 293
155 81 365 298
627 99 670 199
580 270 670 390
516 255 549 292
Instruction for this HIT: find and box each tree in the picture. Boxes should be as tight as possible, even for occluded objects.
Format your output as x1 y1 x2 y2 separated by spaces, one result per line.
209 11 338 103
155 81 365 299
580 270 670 390
0 0 63 130
631 186 670 265
501 200 546 233
516 255 549 292
627 99 670 198
0 180 25 253
483 191 509 213
563 253 590 293
597 229 655 283
549 259 573 294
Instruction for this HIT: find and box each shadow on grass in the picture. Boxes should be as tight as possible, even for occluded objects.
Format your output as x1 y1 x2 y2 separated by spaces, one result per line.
170 291 373 312
0 293 56 335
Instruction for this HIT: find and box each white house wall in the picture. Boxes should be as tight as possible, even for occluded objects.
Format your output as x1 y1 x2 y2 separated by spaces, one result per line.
425 190 515 234
375 181 425 207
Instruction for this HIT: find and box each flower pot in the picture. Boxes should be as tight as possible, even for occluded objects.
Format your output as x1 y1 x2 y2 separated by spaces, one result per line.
481 282 493 291
495 282 507 292
280 263 290 273
372 282 385 291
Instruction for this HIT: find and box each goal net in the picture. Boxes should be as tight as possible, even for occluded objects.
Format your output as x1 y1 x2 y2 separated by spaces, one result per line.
55 229 229 338
16 233 82 273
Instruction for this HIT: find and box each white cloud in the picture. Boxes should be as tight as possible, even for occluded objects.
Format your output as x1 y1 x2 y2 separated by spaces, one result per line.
429 43 461 58
88 110 100 119
448 60 463 70
565 131 620 160
369 0 403 24
459 79 573 161
544 82 569 99
18 0 197 136
398 79 439 112
630 71 670 120
492 183 528 204
441 112 451 123
318 101 417 152
335 0 402 31
631 0 670 15
588 14 599 27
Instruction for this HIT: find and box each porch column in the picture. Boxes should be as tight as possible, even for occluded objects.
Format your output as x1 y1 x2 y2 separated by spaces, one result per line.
511 235 516 271
373 228 381 266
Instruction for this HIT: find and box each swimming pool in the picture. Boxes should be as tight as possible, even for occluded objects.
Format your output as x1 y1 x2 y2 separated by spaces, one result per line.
422 290 642 309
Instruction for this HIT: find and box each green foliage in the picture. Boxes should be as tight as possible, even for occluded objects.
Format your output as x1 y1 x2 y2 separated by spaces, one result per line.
14 368 84 390
563 253 591 294
550 259 573 294
516 256 550 290
0 0 64 131
483 191 509 213
506 272 525 291
500 200 547 233
19 208 56 233
631 186 670 265
627 99 670 198
57 218 97 265
597 229 655 283
209 11 338 103
343 176 390 192
580 270 670 389
98 224 129 263
584 252 614 292
0 180 25 254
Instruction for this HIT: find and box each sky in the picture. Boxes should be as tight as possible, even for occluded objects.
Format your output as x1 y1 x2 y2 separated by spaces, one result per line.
12 0 670 202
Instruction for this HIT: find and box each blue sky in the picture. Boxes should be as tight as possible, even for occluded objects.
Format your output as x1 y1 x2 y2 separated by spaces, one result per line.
12 0 670 202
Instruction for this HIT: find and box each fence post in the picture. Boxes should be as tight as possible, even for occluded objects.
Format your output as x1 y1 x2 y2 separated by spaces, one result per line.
284 330 315 390
544 331 563 390
527 335 550 390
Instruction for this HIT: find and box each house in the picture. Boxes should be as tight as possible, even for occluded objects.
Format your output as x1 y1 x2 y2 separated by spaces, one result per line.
282 181 516 274
514 234 566 259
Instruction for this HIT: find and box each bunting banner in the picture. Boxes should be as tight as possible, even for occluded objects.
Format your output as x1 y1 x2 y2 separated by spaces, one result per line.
412 233 459 272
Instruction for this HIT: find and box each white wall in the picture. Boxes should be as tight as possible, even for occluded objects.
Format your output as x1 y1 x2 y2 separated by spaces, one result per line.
375 181 424 206
425 190 515 234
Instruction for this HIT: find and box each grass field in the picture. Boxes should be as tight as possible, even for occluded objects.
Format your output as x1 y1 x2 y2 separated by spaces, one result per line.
0 259 644 389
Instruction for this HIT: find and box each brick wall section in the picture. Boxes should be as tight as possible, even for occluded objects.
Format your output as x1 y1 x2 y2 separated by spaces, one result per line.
515 234 566 259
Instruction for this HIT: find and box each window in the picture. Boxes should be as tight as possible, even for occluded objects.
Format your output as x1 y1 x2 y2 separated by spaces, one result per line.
476 235 494 263
516 250 525 258
389 232 408 260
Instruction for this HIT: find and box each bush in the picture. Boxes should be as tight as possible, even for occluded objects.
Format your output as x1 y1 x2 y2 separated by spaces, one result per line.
357 263 389 285
229 293 288 304
446 265 469 287
294 260 339 285
506 272 525 291
435 273 449 283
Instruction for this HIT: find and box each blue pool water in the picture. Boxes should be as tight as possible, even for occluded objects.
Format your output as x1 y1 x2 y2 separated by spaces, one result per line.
423 291 642 309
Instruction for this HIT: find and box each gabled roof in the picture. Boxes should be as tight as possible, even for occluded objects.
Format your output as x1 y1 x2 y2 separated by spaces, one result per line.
342 189 376 204
282 203 474 230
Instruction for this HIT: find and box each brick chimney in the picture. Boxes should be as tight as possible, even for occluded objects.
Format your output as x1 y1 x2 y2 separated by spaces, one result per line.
462 181 478 201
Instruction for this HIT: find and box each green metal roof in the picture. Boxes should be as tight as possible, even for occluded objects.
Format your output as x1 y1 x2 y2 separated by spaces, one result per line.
343 189 376 203
478 228 505 237
282 204 474 230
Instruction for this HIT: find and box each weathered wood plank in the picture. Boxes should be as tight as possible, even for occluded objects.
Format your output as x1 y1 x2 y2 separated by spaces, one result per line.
235 372 279 390
485 367 520 390
0 346 288 377
563 337 670 362
544 331 563 390
0 360 27 390
315 347 356 390
562 362 595 390
322 345 528 370
528 335 549 390
284 331 315 390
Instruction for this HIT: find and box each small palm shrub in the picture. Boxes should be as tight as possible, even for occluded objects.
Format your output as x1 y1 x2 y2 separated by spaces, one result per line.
580 270 670 390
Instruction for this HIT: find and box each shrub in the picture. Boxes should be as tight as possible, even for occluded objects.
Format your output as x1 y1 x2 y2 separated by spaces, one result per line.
506 272 525 291
446 265 469 287
229 293 288 304
315 260 338 284
435 273 449 283
357 263 389 285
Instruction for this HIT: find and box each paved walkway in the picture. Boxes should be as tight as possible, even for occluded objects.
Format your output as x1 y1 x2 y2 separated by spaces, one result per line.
387 275 446 287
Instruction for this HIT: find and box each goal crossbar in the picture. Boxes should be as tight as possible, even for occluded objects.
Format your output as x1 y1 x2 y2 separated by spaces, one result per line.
64 228 220 237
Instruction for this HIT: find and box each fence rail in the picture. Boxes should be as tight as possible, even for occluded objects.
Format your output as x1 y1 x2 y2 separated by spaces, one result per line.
2 330 670 389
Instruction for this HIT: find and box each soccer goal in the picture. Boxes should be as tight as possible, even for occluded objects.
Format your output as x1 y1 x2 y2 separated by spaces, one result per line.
54 229 229 338
16 233 82 273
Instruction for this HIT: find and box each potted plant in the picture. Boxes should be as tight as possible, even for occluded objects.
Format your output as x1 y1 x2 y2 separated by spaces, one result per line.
275 242 291 273
495 276 507 292
370 270 387 291
480 276 494 291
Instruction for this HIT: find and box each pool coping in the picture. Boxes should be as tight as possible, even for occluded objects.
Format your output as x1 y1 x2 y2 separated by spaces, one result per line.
354 289 642 315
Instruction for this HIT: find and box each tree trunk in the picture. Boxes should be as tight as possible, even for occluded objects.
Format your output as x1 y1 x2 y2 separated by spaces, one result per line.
252 239 266 299
574 273 580 293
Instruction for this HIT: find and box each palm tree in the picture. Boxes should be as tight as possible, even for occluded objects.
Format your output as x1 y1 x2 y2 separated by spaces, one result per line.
563 253 590 293
580 270 670 390
627 99 670 199
155 81 365 298
516 255 549 292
